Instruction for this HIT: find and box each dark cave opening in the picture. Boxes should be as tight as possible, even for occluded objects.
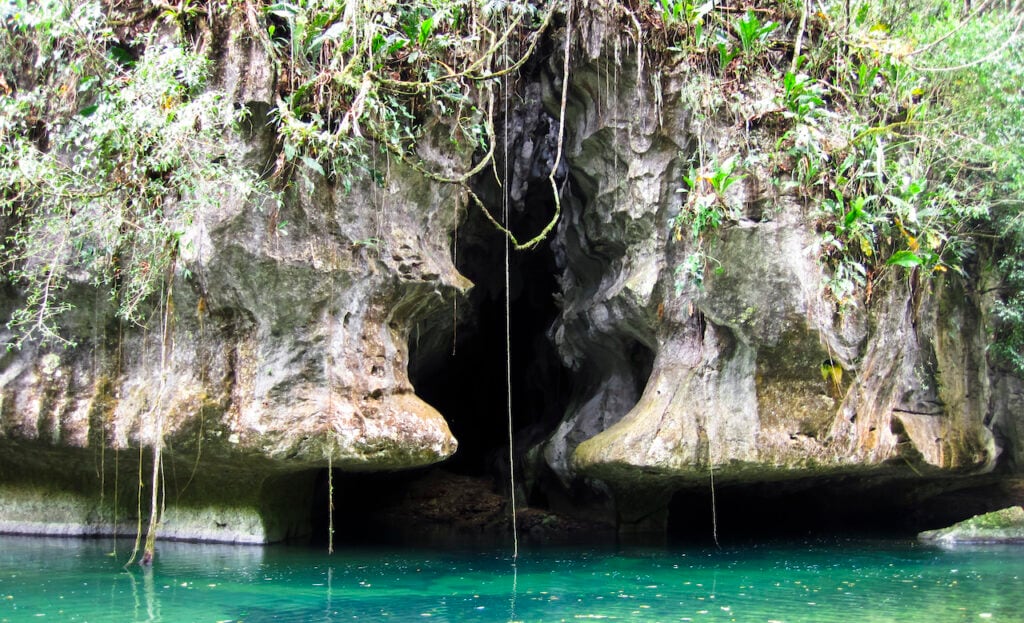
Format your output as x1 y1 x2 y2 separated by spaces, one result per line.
410 190 570 480
665 476 1019 544
408 108 573 489
300 97 648 547
304 203 581 546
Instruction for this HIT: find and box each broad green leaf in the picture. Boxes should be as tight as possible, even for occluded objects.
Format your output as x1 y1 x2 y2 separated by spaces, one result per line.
265 2 300 19
301 155 325 177
310 21 347 53
418 15 434 46
887 250 924 268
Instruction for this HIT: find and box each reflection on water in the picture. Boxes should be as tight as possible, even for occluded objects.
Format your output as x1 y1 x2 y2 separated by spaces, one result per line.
1 536 1023 622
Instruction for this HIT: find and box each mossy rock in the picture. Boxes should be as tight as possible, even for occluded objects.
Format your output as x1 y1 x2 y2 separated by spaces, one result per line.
918 506 1024 545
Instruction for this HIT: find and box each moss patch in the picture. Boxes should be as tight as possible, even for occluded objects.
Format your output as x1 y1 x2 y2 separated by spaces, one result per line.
918 506 1024 544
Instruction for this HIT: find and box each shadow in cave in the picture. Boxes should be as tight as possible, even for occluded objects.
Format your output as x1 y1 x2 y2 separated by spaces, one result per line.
308 468 427 547
307 466 539 547
408 118 573 493
303 110 584 548
666 476 1021 545
295 91 656 548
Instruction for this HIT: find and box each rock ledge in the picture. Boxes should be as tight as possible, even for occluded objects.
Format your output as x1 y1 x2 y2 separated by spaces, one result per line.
919 506 1024 545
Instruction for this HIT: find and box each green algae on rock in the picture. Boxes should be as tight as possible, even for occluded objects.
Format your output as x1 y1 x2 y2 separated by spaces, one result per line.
919 506 1024 545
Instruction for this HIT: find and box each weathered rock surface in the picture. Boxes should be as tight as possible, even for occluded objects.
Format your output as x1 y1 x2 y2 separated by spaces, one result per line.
919 506 1024 545
0 18 462 543
535 1 1013 530
0 1 1021 543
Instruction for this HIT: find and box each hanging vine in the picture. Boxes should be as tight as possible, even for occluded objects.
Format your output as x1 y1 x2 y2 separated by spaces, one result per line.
1 0 578 346
240 0 571 247
1 0 580 559
0 0 269 350
238 0 577 555
121 273 175 566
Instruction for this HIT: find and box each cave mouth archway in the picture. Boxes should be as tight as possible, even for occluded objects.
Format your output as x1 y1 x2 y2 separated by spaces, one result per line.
403 93 588 497
290 102 660 547
408 161 573 485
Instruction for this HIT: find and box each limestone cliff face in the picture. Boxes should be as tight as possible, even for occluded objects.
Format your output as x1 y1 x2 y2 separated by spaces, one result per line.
542 1 1011 504
0 1 1021 543
0 18 462 542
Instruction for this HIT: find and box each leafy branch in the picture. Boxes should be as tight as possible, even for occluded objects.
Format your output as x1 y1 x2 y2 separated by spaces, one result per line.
1 2 268 348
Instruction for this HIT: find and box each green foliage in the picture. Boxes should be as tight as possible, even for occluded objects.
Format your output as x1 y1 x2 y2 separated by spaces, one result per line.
655 0 714 34
651 2 778 67
781 1 1022 330
780 71 825 121
716 36 740 70
0 0 561 348
0 0 561 347
775 64 830 194
818 192 875 306
264 0 535 189
733 9 777 55
888 5 1024 371
674 251 714 293
650 0 1021 376
815 126 968 307
675 155 745 237
657 0 690 25
671 155 745 291
0 0 267 348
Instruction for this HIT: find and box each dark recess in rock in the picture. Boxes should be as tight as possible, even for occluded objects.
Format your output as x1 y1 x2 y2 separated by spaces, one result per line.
666 476 1024 544
408 105 573 486
308 468 615 547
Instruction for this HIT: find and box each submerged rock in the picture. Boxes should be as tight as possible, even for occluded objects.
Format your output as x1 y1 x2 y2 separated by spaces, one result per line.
919 506 1024 545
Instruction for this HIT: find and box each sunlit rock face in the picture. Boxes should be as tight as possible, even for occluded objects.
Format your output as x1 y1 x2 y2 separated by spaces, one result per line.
0 16 460 542
0 1 1020 544
543 2 1003 501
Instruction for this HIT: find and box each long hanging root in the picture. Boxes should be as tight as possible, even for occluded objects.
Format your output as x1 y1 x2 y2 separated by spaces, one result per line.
502 7 519 563
141 444 162 565
328 451 335 555
125 445 146 567
505 177 519 561
502 0 575 564
109 448 119 557
709 458 720 548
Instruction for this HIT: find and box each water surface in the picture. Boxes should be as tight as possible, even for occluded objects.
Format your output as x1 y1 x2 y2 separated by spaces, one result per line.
1 536 1021 622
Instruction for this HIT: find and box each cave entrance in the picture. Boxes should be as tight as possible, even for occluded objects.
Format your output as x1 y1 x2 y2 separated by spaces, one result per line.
409 171 571 485
409 104 573 494
299 101 656 546
301 177 577 547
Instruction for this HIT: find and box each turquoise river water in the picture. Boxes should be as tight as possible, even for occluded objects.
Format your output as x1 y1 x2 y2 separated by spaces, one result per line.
1 535 1022 622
